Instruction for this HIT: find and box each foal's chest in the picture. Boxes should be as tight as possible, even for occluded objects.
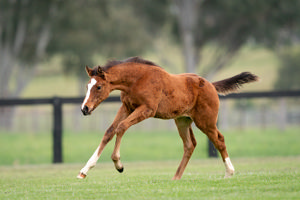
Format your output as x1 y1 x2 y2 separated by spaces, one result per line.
120 94 141 112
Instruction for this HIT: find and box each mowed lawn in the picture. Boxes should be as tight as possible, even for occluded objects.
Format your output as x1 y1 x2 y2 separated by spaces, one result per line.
0 157 299 200
0 128 299 199
0 128 299 165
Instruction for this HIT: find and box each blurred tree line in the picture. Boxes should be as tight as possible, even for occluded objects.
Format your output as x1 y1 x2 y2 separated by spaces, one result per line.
1 0 300 100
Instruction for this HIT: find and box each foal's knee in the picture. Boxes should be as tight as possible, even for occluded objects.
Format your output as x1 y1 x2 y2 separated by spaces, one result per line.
115 122 127 135
102 133 114 145
102 125 116 145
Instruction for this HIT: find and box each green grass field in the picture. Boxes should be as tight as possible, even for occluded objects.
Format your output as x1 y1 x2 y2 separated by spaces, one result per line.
0 157 299 199
1 128 299 199
3 40 298 199
0 128 299 165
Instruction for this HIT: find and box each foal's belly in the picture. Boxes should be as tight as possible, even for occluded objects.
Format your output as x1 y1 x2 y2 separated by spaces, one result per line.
154 86 197 119
154 100 193 119
154 110 190 119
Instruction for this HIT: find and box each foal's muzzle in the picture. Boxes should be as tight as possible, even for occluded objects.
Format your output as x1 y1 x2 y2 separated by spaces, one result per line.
81 105 90 116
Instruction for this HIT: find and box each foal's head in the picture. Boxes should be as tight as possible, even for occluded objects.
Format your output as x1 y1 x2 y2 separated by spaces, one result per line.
81 66 110 115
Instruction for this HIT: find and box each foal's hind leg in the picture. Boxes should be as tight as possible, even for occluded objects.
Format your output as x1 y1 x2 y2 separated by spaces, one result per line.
173 117 197 180
194 118 235 178
208 129 234 178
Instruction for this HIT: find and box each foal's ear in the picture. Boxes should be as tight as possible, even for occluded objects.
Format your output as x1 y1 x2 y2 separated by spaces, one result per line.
97 66 106 80
85 66 93 77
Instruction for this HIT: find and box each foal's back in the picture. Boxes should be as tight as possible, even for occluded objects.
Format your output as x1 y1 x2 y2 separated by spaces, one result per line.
120 64 219 120
155 72 219 119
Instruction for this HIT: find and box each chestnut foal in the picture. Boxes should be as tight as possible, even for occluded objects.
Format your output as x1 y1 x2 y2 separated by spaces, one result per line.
77 57 258 180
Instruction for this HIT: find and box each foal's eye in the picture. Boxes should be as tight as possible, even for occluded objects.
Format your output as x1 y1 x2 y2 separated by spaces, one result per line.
97 86 101 90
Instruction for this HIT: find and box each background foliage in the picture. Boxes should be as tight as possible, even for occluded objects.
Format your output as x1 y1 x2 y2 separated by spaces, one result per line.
0 2 299 199
1 0 300 99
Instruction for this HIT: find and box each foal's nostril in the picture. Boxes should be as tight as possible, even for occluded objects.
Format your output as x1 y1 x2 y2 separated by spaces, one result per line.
81 105 89 115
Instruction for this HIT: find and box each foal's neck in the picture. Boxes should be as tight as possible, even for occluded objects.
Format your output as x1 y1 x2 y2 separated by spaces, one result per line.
107 64 144 92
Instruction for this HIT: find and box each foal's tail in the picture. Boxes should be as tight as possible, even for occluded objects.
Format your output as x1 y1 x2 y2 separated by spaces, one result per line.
212 72 259 95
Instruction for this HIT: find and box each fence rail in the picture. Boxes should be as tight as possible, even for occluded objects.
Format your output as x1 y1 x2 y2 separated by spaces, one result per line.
0 90 299 163
219 90 300 99
0 96 121 105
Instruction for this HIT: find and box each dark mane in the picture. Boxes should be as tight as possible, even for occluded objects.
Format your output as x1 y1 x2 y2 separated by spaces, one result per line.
102 56 159 72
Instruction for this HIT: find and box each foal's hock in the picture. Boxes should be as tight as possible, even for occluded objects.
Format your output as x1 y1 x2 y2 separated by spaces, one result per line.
77 56 259 180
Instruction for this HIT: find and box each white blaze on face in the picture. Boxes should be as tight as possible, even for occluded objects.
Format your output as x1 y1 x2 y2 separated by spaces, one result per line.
81 78 97 110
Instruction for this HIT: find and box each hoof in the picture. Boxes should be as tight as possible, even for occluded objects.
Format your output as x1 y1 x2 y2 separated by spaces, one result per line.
117 167 124 173
77 172 87 179
224 170 234 178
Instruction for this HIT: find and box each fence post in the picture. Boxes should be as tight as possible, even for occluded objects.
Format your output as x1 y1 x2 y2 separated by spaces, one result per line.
53 97 63 163
278 98 287 131
208 140 218 158
208 120 218 158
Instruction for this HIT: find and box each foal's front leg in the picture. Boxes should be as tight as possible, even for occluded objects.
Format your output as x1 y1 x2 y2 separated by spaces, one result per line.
110 105 155 173
77 104 129 179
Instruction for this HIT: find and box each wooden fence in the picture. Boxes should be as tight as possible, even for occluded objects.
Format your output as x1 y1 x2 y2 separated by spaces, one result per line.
0 90 299 163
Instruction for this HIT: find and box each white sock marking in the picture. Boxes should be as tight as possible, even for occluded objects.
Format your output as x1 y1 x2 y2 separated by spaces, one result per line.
224 157 235 178
80 146 101 175
81 78 97 110
224 157 234 171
